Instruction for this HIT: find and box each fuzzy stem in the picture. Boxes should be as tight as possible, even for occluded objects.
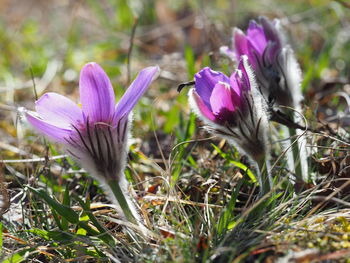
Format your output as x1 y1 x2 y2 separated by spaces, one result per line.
287 107 309 183
288 126 303 181
107 180 138 225
256 157 272 196
281 125 295 175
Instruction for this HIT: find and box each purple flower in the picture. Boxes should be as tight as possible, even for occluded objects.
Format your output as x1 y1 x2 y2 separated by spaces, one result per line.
221 17 302 108
26 62 159 224
234 18 282 69
188 56 268 163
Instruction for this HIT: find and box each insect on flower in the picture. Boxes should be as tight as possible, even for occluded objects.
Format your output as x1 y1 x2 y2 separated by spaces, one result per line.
188 56 271 193
221 16 302 109
26 62 160 225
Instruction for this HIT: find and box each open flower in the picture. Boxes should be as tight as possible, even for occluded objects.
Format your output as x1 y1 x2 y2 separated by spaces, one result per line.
221 16 302 108
189 56 269 166
26 62 159 225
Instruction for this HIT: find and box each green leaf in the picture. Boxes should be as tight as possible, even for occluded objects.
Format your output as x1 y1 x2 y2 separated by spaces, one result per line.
61 184 70 231
1 248 35 263
229 160 257 183
51 209 63 230
212 144 257 183
29 228 50 240
216 180 242 238
27 186 79 224
29 228 74 244
74 195 115 246
76 228 87 235
28 188 103 238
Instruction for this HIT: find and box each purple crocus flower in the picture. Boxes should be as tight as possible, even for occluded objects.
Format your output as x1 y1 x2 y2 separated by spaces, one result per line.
189 56 269 165
221 16 302 108
26 62 159 225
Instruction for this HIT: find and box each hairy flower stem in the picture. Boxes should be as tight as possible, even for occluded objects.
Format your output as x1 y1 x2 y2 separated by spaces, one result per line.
287 110 306 183
107 180 138 225
289 127 302 179
256 157 272 196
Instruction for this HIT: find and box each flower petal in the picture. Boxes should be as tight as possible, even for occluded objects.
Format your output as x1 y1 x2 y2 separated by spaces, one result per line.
188 89 216 122
237 56 252 91
194 67 230 110
210 82 235 115
35 92 82 129
229 71 243 107
246 20 268 55
259 16 281 49
234 28 249 60
114 66 159 122
79 62 115 123
219 46 236 61
234 28 260 69
26 111 72 143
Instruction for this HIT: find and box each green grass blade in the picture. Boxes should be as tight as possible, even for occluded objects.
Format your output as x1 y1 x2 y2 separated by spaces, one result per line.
27 186 79 224
61 184 71 231
1 248 35 263
212 144 257 183
74 195 116 246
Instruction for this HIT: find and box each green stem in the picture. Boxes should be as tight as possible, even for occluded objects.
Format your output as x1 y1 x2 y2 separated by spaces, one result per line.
256 157 271 196
288 124 303 182
107 180 138 225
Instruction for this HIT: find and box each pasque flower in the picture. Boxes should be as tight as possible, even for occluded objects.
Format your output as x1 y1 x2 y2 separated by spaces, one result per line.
221 16 302 109
221 17 309 182
26 62 159 225
188 56 271 193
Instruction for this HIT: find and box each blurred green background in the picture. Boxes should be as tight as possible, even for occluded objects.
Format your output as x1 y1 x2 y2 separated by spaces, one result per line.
1 0 349 135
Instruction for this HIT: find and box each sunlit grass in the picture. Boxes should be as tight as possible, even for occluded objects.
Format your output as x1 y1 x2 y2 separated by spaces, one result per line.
1 0 350 262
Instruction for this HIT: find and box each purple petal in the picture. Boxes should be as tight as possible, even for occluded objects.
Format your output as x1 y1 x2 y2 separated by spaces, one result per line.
259 16 281 49
234 28 259 69
79 62 115 123
209 82 235 115
229 71 244 108
190 89 216 122
236 56 252 92
194 67 230 110
264 41 279 64
246 20 267 55
35 92 83 129
248 39 265 69
234 28 249 61
26 111 72 143
114 66 159 123
220 46 236 61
